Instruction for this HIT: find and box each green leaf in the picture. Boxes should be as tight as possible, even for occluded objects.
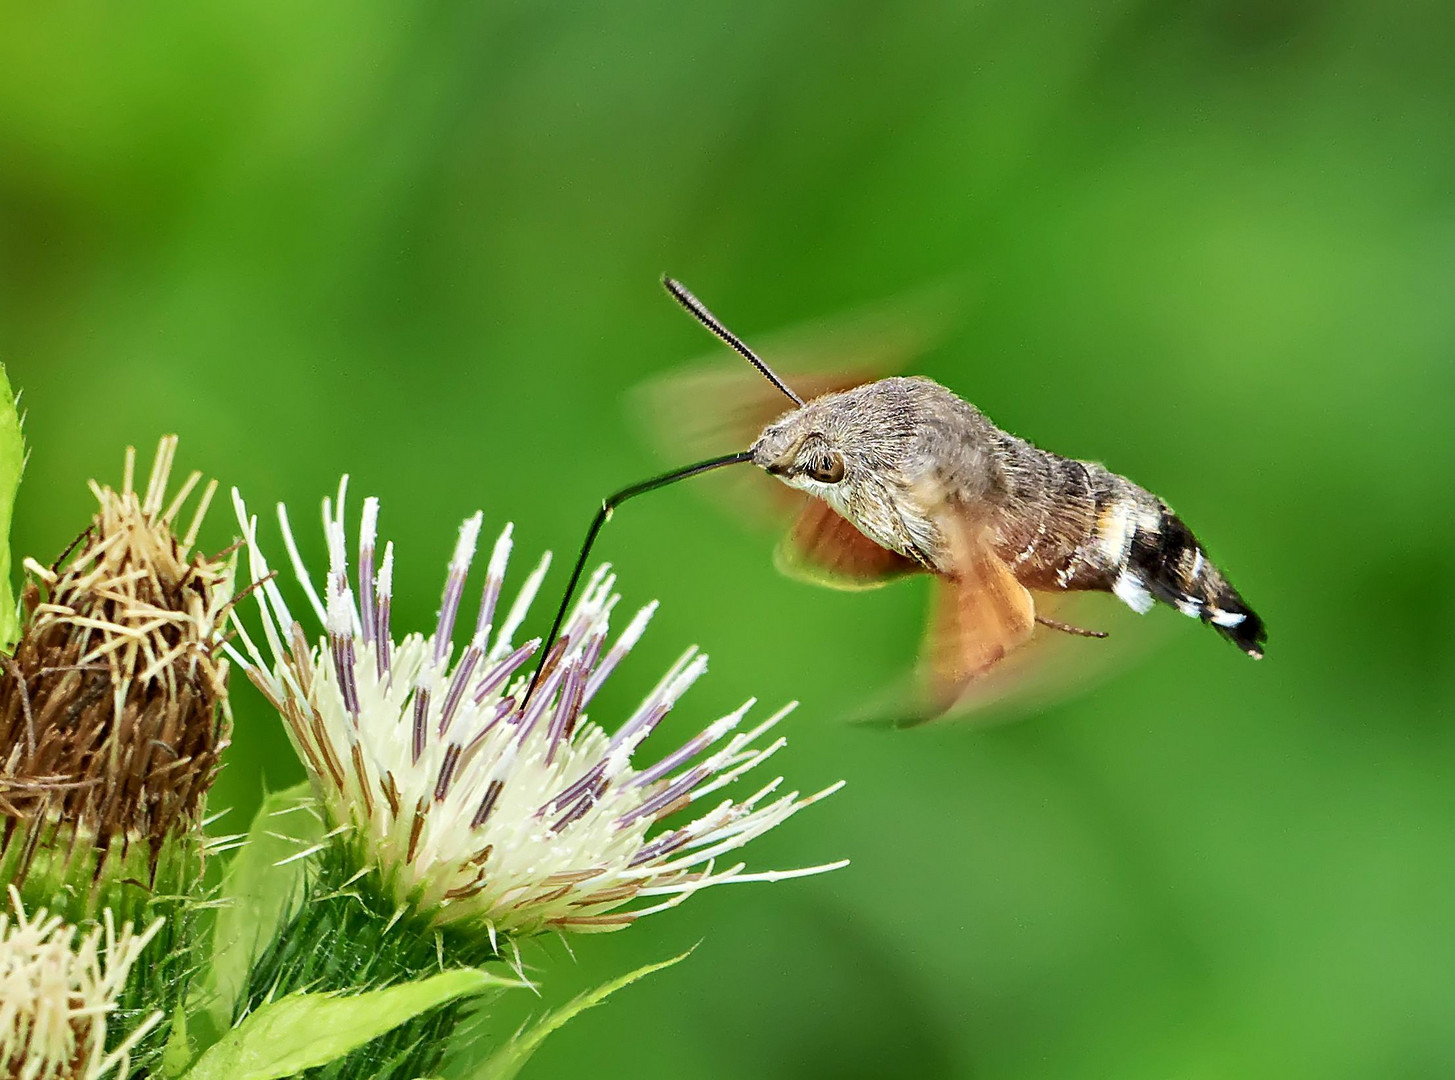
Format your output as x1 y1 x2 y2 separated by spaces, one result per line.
0 362 25 653
199 784 324 1037
181 968 522 1080
465 950 693 1080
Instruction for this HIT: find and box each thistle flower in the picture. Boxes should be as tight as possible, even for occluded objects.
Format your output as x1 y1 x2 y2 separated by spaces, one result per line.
229 480 845 941
0 886 163 1080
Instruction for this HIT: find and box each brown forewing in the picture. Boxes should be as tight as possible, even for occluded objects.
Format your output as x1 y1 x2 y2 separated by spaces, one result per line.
775 497 924 591
919 512 1039 713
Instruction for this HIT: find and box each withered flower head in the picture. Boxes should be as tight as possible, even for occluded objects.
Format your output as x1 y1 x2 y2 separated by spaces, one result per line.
0 436 234 868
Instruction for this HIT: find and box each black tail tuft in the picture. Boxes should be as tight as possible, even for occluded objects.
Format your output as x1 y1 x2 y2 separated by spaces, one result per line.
1128 509 1266 659
1209 589 1266 659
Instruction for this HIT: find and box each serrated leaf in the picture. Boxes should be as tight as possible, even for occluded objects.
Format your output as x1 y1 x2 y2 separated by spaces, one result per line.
0 362 24 653
200 784 323 1035
181 968 522 1080
465 950 692 1080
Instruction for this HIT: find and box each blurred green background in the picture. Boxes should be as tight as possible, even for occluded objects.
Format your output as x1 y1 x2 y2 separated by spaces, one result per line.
3 0 1453 1076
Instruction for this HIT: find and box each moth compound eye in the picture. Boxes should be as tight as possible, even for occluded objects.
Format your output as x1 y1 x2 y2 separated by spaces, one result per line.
804 452 846 484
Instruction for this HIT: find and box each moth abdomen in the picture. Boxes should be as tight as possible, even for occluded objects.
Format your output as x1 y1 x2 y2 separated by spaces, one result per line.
1117 502 1266 658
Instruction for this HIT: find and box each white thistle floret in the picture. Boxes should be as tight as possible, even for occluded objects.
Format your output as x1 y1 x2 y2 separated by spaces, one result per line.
227 481 845 936
0 888 163 1080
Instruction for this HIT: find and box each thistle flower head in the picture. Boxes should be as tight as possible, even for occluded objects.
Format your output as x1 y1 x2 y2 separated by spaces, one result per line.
230 481 844 938
0 436 233 856
0 887 163 1080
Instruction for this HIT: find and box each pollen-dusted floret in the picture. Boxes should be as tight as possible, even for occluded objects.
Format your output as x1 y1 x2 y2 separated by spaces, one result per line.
0 437 234 869
0 886 163 1080
229 480 845 939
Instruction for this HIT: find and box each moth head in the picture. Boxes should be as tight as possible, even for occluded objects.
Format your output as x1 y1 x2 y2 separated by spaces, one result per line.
750 379 933 506
748 379 947 564
757 430 845 484
750 398 875 497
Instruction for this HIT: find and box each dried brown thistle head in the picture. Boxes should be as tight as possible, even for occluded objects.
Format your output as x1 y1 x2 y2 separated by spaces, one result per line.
0 437 234 865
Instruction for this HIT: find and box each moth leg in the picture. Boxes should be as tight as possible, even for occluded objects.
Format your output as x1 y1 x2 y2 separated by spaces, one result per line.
1035 614 1108 639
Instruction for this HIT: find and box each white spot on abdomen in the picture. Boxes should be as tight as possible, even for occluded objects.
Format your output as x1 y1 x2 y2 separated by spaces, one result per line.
1112 569 1154 614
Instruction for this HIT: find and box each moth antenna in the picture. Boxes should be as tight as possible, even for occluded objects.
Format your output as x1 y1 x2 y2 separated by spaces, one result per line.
662 276 805 407
524 450 754 703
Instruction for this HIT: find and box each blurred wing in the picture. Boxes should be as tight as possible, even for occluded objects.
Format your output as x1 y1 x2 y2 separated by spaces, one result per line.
637 366 883 521
847 581 1165 729
775 497 924 591
920 523 1037 710
634 282 963 521
651 366 886 448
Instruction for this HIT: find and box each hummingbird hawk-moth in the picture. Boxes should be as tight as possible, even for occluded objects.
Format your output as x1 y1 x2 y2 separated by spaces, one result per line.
529 278 1266 714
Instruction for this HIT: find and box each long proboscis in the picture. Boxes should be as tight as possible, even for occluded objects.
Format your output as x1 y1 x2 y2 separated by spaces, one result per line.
525 280 797 701
524 450 754 701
